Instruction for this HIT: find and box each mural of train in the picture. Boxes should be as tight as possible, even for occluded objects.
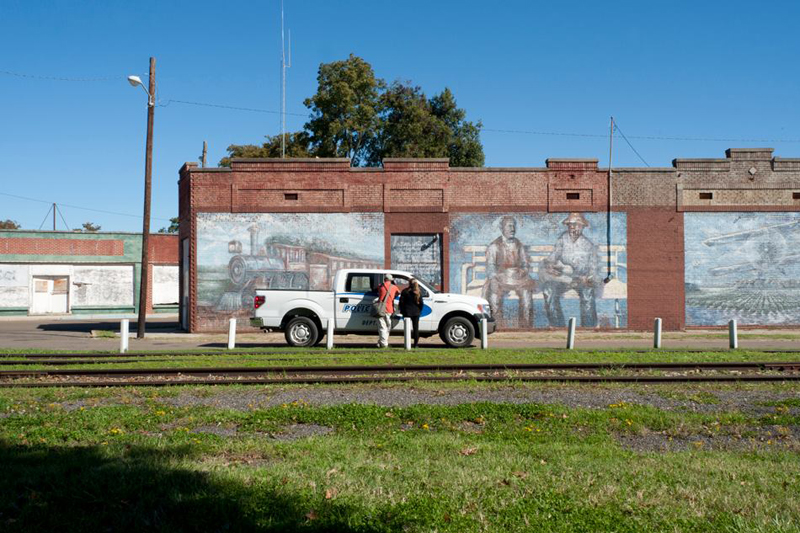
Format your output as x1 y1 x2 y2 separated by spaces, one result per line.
215 224 381 312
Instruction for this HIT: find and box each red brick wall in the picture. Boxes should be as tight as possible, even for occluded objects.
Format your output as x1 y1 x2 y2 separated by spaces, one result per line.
181 153 800 332
627 208 685 330
148 234 179 264
0 238 123 256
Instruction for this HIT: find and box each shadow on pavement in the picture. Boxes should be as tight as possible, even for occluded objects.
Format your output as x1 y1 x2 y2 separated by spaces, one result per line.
0 441 390 532
37 320 180 334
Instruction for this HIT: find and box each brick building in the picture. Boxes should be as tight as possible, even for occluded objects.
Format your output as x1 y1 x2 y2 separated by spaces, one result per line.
179 149 800 332
0 231 178 317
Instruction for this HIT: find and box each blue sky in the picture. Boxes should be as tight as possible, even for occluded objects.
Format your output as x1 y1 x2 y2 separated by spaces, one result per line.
1 0 798 232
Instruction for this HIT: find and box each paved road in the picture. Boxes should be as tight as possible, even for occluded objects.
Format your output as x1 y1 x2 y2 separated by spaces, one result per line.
1 316 800 352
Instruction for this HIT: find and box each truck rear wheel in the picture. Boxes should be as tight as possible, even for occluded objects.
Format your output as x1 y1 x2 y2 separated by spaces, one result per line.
285 316 319 347
440 316 475 348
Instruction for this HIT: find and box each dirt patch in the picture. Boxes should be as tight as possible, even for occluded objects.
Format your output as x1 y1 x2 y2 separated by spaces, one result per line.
267 423 334 442
616 425 800 452
162 385 800 415
191 424 238 437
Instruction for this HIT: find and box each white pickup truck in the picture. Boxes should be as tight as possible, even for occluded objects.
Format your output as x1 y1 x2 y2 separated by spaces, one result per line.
249 269 495 348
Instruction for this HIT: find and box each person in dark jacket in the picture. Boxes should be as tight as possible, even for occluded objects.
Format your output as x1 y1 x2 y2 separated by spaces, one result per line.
399 278 424 348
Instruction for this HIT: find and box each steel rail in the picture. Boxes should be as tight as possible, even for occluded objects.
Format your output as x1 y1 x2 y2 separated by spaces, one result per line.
3 374 800 388
1 361 800 378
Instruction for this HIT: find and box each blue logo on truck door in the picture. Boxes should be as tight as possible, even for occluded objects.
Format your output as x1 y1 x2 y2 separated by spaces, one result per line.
342 303 372 313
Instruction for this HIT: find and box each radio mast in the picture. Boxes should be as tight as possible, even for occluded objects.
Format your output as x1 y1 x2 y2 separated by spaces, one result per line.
280 0 291 158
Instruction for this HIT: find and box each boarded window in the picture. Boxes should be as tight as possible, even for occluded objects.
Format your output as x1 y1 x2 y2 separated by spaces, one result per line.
699 192 713 200
52 278 68 294
35 280 49 293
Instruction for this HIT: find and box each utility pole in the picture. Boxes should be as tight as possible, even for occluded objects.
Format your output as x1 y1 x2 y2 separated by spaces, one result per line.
137 57 156 339
52 203 56 231
201 140 207 168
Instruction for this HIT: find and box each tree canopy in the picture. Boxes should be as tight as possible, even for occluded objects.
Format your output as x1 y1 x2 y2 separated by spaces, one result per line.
0 219 20 230
81 222 101 232
158 217 180 234
221 54 483 167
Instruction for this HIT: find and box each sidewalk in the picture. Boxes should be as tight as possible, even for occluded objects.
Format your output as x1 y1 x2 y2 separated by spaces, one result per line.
1 316 800 352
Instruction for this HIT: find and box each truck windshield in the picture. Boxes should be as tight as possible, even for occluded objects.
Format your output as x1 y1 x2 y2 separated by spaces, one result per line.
415 277 440 294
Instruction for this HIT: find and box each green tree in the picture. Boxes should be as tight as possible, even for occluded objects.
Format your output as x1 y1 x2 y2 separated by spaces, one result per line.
0 219 20 229
303 54 384 166
222 55 484 168
219 132 311 167
369 81 451 165
158 217 179 234
81 222 101 232
430 88 484 167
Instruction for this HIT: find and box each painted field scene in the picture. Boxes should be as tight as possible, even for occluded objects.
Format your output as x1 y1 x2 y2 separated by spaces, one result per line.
685 213 800 326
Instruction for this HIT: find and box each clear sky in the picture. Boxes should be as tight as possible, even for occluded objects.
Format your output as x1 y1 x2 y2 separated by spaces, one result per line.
1 0 798 232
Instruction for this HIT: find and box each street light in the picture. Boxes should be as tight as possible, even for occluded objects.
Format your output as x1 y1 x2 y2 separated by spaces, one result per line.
129 58 155 339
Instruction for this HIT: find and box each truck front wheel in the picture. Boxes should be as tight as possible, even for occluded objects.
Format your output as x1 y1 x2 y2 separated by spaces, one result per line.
285 317 319 347
440 317 475 348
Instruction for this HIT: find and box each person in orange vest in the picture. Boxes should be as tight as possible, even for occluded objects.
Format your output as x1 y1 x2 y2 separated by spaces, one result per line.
377 274 401 347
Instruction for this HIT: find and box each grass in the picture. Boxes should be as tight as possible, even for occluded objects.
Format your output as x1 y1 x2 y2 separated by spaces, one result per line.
0 382 799 532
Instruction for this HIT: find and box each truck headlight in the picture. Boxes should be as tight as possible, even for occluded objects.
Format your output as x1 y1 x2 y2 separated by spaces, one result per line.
478 304 491 316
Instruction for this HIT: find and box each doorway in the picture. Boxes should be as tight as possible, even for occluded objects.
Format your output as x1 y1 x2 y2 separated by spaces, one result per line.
31 276 69 314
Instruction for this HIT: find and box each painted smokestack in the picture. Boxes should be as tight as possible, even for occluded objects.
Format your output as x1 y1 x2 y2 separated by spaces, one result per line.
248 224 260 255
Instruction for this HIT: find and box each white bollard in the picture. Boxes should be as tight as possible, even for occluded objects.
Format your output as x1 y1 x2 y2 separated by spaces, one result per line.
566 317 576 350
729 319 738 350
653 318 662 349
404 318 412 350
227 318 237 350
327 319 334 350
120 319 129 354
480 318 488 349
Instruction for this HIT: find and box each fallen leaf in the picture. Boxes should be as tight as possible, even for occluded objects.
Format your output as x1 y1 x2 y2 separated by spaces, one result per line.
325 488 337 500
305 510 317 521
459 447 478 456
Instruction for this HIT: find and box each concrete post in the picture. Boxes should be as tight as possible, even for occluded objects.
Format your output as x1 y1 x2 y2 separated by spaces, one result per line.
480 318 488 349
653 318 662 349
326 319 334 350
566 317 576 350
404 318 412 350
120 319 129 354
227 318 236 350
729 319 738 350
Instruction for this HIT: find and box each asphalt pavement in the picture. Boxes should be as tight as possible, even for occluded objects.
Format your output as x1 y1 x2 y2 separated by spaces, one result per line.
2 315 800 352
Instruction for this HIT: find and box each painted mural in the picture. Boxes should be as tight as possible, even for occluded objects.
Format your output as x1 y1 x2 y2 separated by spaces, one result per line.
685 213 800 326
196 213 384 328
390 234 443 288
449 213 628 329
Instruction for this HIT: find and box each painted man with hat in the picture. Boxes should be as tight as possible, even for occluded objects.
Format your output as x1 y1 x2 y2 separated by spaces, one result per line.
539 212 599 327
482 215 536 327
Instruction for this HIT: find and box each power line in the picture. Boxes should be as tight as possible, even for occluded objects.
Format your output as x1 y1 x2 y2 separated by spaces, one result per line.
4 67 800 143
0 192 172 222
1 69 126 82
160 98 307 117
613 122 650 167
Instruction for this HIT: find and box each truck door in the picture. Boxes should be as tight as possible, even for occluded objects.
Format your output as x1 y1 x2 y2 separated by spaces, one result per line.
418 283 439 332
336 273 382 331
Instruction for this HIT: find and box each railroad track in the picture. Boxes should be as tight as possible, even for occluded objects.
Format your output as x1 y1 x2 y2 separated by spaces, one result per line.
2 361 799 387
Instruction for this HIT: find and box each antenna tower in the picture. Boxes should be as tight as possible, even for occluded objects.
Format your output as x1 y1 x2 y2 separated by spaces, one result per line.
280 0 291 158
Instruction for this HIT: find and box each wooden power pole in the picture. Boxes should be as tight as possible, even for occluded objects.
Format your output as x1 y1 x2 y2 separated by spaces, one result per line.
137 57 156 339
